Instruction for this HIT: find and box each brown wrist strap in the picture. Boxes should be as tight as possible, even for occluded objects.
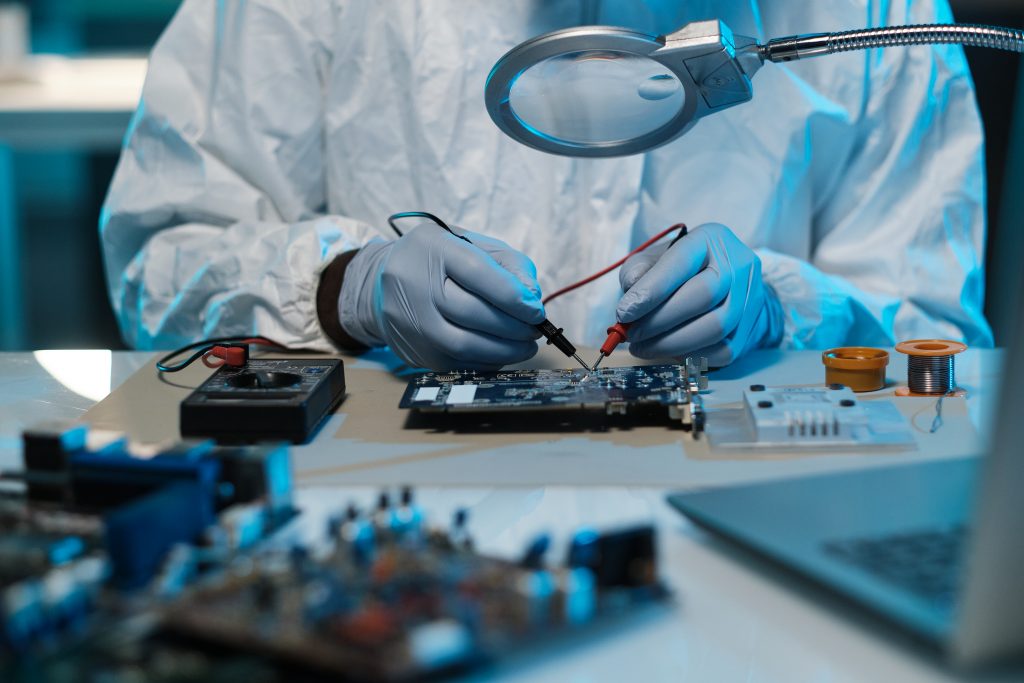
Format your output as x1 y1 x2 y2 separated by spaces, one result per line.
316 249 370 353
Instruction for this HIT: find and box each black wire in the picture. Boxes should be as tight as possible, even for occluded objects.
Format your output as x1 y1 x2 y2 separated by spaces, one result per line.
155 335 283 373
156 345 214 373
387 212 471 243
388 211 584 367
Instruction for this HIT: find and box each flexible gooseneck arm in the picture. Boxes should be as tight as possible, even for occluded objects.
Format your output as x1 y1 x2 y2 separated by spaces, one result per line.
761 23 1024 63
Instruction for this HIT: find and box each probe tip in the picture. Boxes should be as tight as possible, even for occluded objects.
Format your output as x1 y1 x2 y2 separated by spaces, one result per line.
572 353 592 372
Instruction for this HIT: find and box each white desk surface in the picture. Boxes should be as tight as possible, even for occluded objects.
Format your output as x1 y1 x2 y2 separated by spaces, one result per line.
0 349 1015 683
73 346 997 489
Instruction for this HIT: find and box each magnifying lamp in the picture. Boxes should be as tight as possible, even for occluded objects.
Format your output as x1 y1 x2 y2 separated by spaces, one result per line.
485 20 1024 158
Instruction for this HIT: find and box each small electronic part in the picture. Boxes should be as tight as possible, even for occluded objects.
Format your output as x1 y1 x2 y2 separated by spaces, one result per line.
70 441 221 511
161 491 667 681
707 385 915 450
19 422 88 503
2 425 298 658
13 423 297 593
821 347 889 393
399 362 709 433
0 497 109 653
5 430 669 680
1 554 109 653
104 481 215 589
180 358 346 443
20 424 293 517
211 443 294 513
567 525 657 588
895 339 968 397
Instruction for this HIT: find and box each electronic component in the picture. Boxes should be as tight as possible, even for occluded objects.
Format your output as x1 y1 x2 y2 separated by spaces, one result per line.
70 441 221 511
19 422 88 503
821 347 889 393
707 385 915 451
895 339 968 397
399 362 709 433
0 497 109 653
180 358 346 443
104 481 214 589
6 425 668 678
161 493 667 681
21 425 293 515
212 443 294 513
14 424 297 593
2 426 297 658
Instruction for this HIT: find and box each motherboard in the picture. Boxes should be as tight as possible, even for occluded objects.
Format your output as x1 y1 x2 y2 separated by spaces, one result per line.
3 424 669 681
399 362 709 433
162 505 664 680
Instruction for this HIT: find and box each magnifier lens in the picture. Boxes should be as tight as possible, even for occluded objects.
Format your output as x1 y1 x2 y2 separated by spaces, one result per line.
508 50 685 145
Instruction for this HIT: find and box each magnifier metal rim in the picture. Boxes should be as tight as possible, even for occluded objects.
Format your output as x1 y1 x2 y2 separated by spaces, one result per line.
485 26 699 158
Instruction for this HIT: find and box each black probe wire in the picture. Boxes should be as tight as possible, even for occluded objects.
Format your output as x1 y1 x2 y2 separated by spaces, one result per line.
386 212 591 370
156 345 213 373
387 211 466 241
155 335 284 373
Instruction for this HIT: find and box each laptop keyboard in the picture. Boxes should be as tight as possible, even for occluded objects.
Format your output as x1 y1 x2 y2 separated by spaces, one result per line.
823 526 967 607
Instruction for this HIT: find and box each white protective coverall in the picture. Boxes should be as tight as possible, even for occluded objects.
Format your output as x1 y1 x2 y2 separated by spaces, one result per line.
100 0 994 356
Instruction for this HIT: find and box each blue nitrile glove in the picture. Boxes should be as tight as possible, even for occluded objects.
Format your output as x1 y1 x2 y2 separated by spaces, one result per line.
338 223 545 370
616 223 783 367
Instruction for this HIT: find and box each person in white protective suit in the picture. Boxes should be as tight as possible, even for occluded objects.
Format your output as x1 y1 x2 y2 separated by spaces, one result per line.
100 0 994 371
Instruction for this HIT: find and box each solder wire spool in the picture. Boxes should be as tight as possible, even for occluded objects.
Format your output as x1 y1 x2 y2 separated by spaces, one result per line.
894 339 968 397
821 347 890 392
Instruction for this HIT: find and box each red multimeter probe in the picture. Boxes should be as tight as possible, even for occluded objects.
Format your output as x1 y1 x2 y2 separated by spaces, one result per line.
591 226 689 371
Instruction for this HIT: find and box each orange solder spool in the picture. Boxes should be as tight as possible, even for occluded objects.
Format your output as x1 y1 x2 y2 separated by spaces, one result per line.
822 347 889 392
895 339 967 397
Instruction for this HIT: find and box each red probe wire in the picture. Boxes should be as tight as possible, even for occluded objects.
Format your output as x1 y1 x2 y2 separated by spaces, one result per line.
543 223 688 368
542 224 687 305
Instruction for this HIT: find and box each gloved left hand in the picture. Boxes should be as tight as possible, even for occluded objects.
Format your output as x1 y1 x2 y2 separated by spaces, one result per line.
337 223 545 371
616 223 783 366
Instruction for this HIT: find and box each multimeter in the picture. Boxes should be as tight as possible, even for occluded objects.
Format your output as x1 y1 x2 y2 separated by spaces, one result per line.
180 358 346 444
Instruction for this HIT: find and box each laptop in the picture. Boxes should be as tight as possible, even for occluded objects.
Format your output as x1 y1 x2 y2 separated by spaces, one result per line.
667 276 1024 666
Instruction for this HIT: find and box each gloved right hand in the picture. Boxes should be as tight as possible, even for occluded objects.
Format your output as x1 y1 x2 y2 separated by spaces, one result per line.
337 223 546 370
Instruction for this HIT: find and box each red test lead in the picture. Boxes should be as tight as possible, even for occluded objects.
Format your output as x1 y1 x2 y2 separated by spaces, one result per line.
589 225 690 372
592 323 630 372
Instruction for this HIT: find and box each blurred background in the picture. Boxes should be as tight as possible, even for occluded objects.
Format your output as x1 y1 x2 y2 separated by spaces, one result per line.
0 0 1021 351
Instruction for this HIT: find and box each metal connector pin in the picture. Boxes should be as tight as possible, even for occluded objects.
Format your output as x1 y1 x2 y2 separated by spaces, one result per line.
572 352 592 372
